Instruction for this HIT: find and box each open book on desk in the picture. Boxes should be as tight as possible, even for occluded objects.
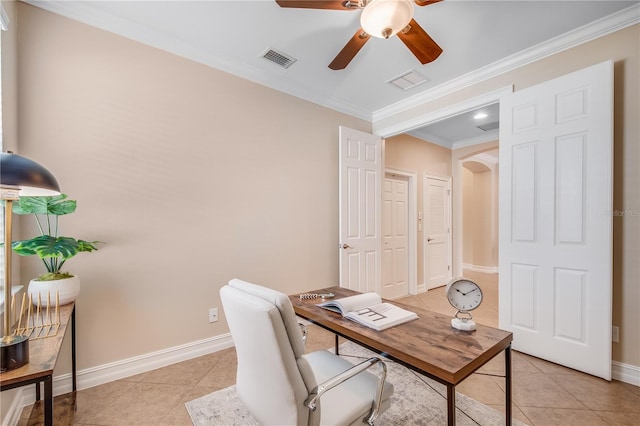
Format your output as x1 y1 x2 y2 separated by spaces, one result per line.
317 292 418 331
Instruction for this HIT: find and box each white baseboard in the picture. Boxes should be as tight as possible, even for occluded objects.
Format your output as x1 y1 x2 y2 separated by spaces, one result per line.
17 333 234 409
463 264 499 274
612 360 640 386
2 388 26 426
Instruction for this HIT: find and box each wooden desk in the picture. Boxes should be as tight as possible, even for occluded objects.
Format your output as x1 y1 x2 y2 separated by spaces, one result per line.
0 303 77 426
291 287 513 426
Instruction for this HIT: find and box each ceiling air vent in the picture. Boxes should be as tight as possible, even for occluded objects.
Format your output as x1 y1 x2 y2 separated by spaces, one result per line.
476 121 500 132
387 69 430 91
262 48 297 69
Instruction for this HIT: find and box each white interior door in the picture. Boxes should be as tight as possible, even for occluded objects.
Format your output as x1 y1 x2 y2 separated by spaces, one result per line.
382 175 409 299
339 126 382 293
499 60 613 380
424 175 452 290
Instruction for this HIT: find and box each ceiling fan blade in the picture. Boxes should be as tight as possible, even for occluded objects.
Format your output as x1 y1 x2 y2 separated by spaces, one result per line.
413 0 442 6
397 19 442 64
329 28 370 70
276 0 354 10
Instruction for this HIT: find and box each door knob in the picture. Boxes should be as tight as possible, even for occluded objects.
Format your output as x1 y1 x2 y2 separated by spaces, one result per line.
427 238 434 242
341 243 351 249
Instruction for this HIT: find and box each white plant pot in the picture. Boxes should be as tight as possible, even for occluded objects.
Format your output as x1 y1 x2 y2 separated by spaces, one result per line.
28 275 80 306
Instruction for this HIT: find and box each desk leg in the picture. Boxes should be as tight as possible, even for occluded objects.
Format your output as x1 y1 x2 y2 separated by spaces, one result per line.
447 384 456 426
44 375 53 426
335 335 339 355
505 345 512 426
72 306 77 392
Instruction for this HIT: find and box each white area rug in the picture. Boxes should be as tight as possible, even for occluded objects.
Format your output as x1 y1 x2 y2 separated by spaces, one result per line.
186 341 524 425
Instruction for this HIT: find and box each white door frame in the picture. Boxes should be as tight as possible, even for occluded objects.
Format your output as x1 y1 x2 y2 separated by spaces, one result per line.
423 173 452 290
375 87 513 276
385 168 418 295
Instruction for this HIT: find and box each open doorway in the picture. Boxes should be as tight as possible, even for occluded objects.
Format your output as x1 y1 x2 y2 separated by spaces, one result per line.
377 89 509 328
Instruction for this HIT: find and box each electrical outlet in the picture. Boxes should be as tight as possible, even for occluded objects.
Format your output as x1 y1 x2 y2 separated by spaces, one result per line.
612 325 619 343
209 308 218 323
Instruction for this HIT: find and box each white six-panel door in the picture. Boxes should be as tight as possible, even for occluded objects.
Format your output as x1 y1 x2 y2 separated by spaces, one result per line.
424 175 452 290
339 126 382 293
382 175 409 299
499 61 613 379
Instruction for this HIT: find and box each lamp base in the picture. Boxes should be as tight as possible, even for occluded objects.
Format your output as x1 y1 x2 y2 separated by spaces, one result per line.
0 335 29 372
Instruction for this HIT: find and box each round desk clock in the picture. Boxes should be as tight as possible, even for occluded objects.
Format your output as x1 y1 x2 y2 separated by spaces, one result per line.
445 278 483 331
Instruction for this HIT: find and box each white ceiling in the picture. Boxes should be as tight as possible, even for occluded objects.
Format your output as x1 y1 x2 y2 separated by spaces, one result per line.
27 0 639 147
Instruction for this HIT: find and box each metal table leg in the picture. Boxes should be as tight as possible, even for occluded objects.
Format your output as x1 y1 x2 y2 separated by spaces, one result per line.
44 375 53 426
72 306 77 392
447 384 456 425
505 344 512 426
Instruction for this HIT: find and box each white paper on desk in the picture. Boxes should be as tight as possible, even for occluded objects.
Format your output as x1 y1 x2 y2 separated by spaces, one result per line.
318 293 418 331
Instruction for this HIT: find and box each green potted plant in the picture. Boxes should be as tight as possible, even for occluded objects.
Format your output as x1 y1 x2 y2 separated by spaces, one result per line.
10 194 100 306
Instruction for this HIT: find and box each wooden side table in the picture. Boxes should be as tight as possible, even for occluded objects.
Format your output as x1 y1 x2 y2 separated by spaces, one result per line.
0 302 77 426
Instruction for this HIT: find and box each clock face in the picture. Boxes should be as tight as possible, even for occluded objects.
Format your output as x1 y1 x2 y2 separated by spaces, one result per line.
446 278 483 312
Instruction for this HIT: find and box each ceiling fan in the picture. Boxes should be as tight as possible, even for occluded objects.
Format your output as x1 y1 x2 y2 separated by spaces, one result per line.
276 0 443 70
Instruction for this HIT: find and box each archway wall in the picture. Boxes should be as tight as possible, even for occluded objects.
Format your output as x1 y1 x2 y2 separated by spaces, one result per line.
462 160 498 271
454 141 499 275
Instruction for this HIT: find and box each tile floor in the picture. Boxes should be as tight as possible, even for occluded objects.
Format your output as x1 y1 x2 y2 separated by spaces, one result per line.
18 271 640 425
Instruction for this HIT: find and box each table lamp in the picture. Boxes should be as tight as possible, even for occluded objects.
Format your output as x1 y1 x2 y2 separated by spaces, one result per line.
1 151 60 372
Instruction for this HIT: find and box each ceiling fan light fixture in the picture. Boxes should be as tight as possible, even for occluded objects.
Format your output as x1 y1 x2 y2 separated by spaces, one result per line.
361 0 414 39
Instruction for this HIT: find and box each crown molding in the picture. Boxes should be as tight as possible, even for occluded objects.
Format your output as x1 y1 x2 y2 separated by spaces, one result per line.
23 1 639 124
406 128 499 150
372 3 640 123
451 131 500 150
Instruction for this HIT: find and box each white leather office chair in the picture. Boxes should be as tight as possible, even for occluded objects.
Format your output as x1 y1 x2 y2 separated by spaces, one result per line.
220 279 394 426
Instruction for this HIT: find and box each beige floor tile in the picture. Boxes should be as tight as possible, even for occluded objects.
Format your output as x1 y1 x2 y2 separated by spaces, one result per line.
509 372 588 409
594 410 640 425
72 380 140 424
524 354 587 376
197 365 236 389
550 372 640 412
157 403 195 426
486 403 532 425
140 353 219 386
457 373 506 405
520 407 609 425
88 382 191 425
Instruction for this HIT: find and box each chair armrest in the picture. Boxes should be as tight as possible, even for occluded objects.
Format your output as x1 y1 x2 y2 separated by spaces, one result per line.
298 322 308 348
304 357 387 425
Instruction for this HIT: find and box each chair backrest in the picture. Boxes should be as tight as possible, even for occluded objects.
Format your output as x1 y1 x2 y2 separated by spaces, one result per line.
220 279 317 426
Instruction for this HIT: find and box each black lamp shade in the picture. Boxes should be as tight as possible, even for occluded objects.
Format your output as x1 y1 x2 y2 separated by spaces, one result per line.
0 152 60 195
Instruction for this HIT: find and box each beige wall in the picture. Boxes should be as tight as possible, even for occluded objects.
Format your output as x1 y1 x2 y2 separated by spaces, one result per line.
383 25 640 367
384 133 451 286
462 167 474 264
471 170 494 268
11 2 371 377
